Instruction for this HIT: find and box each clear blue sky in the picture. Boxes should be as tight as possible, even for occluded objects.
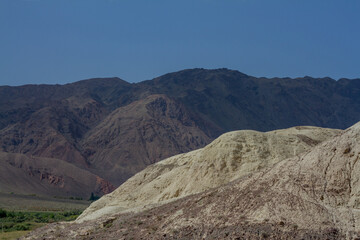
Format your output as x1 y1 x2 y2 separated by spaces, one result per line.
0 0 359 86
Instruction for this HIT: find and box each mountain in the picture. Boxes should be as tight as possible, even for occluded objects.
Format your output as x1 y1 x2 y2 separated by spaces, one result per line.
143 69 360 132
23 121 360 239
81 94 211 185
1 69 360 198
0 152 114 199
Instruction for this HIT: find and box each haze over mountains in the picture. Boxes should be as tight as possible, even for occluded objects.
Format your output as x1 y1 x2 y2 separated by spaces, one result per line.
1 68 360 198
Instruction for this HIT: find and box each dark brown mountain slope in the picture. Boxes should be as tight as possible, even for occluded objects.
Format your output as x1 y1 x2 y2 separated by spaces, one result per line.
0 77 131 129
81 94 211 185
0 152 114 199
1 69 360 198
0 97 105 167
141 68 360 132
0 78 213 196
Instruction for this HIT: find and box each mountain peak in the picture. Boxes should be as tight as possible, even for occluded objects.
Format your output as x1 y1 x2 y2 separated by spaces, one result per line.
152 68 249 82
69 77 130 87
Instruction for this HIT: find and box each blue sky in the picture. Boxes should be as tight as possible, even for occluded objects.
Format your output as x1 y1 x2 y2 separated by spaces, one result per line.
0 0 359 86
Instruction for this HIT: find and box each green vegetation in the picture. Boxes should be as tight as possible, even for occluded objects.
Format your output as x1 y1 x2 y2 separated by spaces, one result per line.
0 208 82 234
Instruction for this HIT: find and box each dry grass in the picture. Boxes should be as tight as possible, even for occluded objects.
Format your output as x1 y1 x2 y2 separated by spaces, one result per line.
0 230 30 240
0 192 90 212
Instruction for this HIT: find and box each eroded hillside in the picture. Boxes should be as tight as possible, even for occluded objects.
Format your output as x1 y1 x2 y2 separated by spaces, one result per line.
22 122 360 239
77 126 341 222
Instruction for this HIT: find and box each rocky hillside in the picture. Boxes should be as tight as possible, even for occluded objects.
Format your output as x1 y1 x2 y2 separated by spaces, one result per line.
77 126 341 222
1 68 360 198
142 69 360 131
23 121 360 239
81 94 211 185
0 152 114 199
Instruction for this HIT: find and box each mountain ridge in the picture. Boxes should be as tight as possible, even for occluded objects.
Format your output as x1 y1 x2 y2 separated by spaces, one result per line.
1 68 360 198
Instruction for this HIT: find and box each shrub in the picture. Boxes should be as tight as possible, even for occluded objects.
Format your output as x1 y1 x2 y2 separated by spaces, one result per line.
89 192 100 201
14 223 30 231
0 208 7 218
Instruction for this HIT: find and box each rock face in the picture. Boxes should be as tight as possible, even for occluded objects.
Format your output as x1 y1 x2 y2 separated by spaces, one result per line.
77 125 341 222
23 122 360 240
1 68 360 198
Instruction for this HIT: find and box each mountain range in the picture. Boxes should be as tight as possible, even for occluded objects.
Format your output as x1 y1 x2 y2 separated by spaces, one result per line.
1 68 360 198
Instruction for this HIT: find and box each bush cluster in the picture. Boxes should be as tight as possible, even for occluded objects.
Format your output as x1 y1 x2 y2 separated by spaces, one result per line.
0 208 82 232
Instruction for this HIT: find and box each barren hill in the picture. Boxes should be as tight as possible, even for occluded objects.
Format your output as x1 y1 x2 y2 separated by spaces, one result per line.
23 121 360 239
77 125 341 222
129 120 360 239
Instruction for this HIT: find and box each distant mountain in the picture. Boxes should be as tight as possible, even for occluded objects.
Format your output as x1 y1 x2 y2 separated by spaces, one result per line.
0 152 114 199
81 94 211 185
1 68 360 198
143 69 360 132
